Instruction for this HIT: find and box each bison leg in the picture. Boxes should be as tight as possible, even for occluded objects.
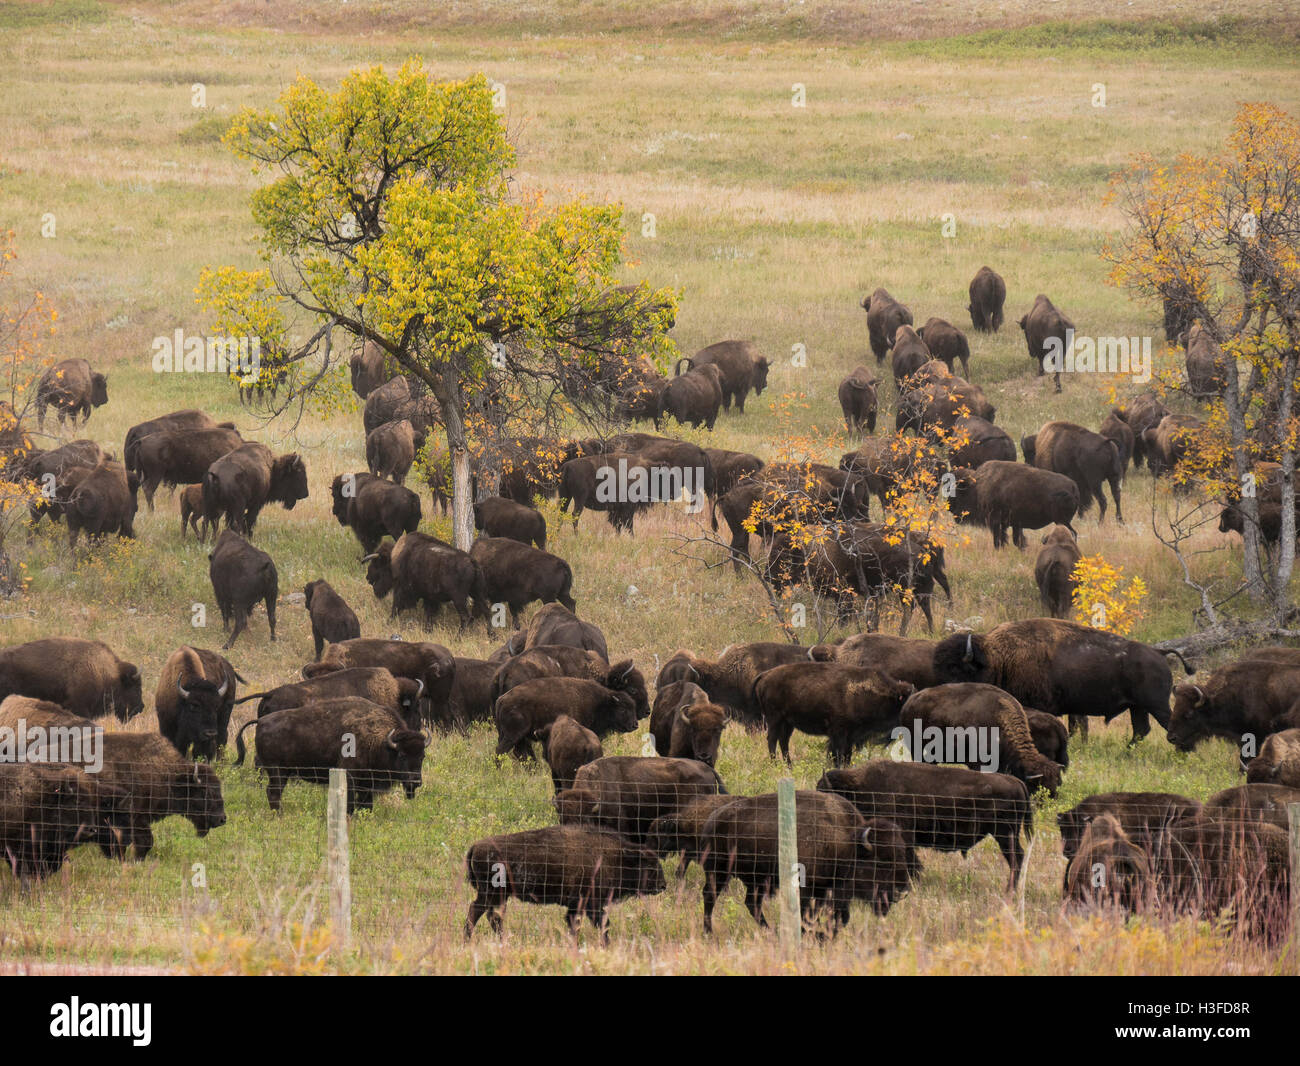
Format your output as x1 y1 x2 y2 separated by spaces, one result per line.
265 770 286 812
744 882 770 927
1012 526 1027 550
998 829 1024 891
465 895 495 938
1127 708 1150 744
1068 715 1089 740
223 606 248 650
265 594 277 641
1109 477 1123 523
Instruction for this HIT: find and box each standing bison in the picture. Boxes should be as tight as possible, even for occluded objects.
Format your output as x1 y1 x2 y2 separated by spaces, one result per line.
1034 525 1080 618
366 419 425 486
474 496 546 549
201 441 308 537
209 529 278 649
303 638 454 726
690 340 770 413
863 288 913 364
494 677 638 760
1021 421 1123 522
36 358 108 429
469 537 576 628
1018 294 1074 392
916 318 971 378
0 637 142 720
967 266 1006 333
303 579 362 660
133 425 243 511
154 646 242 761
364 532 488 630
948 461 1079 549
661 358 724 430
331 472 422 553
838 367 879 438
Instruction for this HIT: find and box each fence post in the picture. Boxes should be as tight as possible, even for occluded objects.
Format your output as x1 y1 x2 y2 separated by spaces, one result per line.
1289 803 1300 973
328 768 351 949
777 777 800 955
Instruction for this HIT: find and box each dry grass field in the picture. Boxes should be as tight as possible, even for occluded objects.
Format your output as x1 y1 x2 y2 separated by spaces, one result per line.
0 0 1298 973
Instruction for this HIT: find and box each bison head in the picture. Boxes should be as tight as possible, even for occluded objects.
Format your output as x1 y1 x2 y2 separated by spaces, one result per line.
174 673 229 762
601 691 639 736
1020 434 1037 465
114 661 145 720
1167 683 1212 752
932 631 991 685
90 373 108 407
271 454 309 509
553 787 600 825
330 474 358 526
856 819 919 916
383 727 429 799
180 762 226 836
677 702 725 767
752 356 771 396
362 541 396 599
1218 504 1243 535
606 660 650 720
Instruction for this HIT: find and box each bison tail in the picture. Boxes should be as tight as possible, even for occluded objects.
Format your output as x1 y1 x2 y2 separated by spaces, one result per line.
1162 649 1195 676
709 494 719 533
231 691 268 706
233 717 260 767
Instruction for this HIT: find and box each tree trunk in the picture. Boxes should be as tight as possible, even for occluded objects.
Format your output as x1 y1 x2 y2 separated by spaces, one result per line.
1274 351 1298 621
435 370 476 552
1221 345 1265 597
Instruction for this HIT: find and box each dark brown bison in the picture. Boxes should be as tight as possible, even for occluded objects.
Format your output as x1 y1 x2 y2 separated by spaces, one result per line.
1181 323 1227 398
1021 421 1122 521
492 645 648 719
494 677 638 760
363 375 439 436
889 325 931 389
208 529 278 649
1034 524 1080 618
818 760 1033 888
1167 657 1300 753
0 637 142 720
1098 411 1135 473
19 439 108 526
133 425 243 510
1018 293 1074 392
648 692 726 766
540 714 603 791
896 375 996 435
809 633 939 690
947 416 1015 469
331 472 422 554
558 452 655 533
445 657 497 729
896 682 1064 795
201 441 308 537
700 791 917 935
1202 783 1300 832
755 661 915 766
837 366 879 438
504 603 608 660
234 698 428 813
1142 414 1203 481
303 579 361 660
647 794 739 877
235 667 424 730
690 340 770 413
916 317 971 378
302 637 454 727
704 448 765 499
947 461 1079 549
934 619 1194 741
1246 728 1300 787
1057 791 1203 867
349 339 395 398
474 496 546 549
0 762 128 881
967 266 1006 333
124 410 227 475
569 756 727 843
661 359 724 430
1063 814 1154 911
35 358 108 428
863 288 913 364
469 537 576 628
154 646 242 761
1111 393 1169 472
363 532 488 631
366 419 425 486
464 825 666 939
659 642 812 728
64 460 138 547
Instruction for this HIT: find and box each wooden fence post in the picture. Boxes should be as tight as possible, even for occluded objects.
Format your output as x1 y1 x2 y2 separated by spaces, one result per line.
328 768 351 948
777 777 800 956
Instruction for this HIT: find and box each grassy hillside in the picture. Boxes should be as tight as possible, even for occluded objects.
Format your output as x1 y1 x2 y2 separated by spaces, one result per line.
0 2 1296 973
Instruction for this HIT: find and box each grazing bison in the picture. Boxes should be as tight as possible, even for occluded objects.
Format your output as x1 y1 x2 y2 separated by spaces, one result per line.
236 667 423 730
1246 729 1300 787
661 359 724 430
947 417 1015 469
364 532 488 631
303 638 454 726
889 325 931 390
1181 323 1227 398
494 677 638 760
916 318 971 378
809 633 939 690
647 794 739 876
366 419 425 486
967 266 1006 333
0 763 129 880
934 619 1193 741
235 698 428 813
201 442 308 537
464 825 666 939
1034 525 1080 619
445 657 497 729
755 661 915 766
64 460 138 547
863 288 913 365
649 687 725 766
133 425 243 511
154 646 242 761
1057 791 1202 866
661 642 812 728
704 448 764 499
569 756 727 843
838 367 879 438
1063 814 1153 911
208 529 278 649
511 603 608 660
1112 393 1169 472
817 760 1033 887
298 580 360 660
474 496 546 549
79 733 226 858
1142 414 1203 481
948 462 1079 549
896 683 1064 795
1201 783 1300 832
0 637 142 720
469 537 576 628
540 715 603 791
35 358 108 428
700 791 917 935
1098 411 1135 473
1027 709 1070 769
1022 421 1123 521
331 472 422 554
123 409 229 475
492 646 648 720
1167 658 1300 753
1018 294 1074 392
690 340 770 413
